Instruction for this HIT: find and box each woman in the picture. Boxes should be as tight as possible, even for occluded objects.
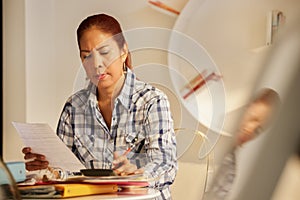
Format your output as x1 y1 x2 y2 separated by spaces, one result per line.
205 88 280 200
22 13 177 199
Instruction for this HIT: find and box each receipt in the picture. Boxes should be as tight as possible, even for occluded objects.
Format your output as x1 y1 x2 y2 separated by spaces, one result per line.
12 122 85 172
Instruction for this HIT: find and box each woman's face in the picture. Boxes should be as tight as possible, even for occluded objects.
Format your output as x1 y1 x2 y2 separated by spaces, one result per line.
79 28 127 89
236 101 272 145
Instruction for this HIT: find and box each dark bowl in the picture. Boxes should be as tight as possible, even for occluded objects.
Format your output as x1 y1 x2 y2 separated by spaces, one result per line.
80 169 116 177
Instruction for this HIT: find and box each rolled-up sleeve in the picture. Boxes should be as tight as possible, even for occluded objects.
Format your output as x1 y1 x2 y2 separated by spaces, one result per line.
56 102 75 151
143 94 178 191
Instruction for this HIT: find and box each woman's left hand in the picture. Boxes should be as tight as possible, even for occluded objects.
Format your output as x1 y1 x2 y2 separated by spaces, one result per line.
112 152 143 176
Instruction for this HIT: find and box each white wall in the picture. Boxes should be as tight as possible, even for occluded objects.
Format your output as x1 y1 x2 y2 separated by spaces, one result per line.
3 0 26 161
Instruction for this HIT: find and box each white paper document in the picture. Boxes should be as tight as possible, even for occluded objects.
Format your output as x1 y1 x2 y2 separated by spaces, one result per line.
12 122 85 172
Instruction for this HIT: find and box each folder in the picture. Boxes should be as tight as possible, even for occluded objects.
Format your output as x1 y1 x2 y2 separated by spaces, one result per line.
55 183 118 197
18 183 118 198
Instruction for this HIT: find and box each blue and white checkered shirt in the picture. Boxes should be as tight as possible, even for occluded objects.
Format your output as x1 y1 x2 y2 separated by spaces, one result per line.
56 68 177 199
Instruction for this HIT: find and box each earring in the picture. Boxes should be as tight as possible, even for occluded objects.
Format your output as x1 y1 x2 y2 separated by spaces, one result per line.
123 62 127 74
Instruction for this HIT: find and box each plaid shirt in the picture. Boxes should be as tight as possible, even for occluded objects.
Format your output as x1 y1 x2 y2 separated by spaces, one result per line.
203 150 236 200
56 68 177 199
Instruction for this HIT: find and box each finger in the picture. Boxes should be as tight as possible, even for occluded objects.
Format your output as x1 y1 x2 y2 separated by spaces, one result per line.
24 153 47 161
115 155 128 164
112 154 129 168
26 164 48 171
113 152 119 159
25 160 49 171
26 160 49 167
133 168 145 174
22 147 32 154
112 151 121 168
120 165 137 176
112 161 129 172
115 164 137 176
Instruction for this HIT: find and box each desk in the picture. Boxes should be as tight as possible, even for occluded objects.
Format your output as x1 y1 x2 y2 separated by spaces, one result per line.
27 188 160 200
62 188 159 200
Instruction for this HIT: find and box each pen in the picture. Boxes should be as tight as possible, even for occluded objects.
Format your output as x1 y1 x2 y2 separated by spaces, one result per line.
123 146 133 156
112 136 138 167
123 136 138 156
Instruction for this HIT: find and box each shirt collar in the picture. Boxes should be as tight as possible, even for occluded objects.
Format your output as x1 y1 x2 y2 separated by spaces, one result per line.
117 68 136 110
87 81 98 107
86 68 136 110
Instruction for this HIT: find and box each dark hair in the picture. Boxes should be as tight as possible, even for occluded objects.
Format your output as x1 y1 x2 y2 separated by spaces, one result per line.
76 13 132 68
251 88 281 128
253 88 280 108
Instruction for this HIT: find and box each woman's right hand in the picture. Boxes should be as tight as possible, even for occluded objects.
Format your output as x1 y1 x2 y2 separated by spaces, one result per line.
22 147 49 171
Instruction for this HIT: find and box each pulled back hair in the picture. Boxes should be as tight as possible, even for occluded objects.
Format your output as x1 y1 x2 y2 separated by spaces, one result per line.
253 88 280 108
77 13 132 69
251 88 281 127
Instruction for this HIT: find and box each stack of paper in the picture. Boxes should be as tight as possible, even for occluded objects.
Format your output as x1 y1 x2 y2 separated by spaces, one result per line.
18 183 118 198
